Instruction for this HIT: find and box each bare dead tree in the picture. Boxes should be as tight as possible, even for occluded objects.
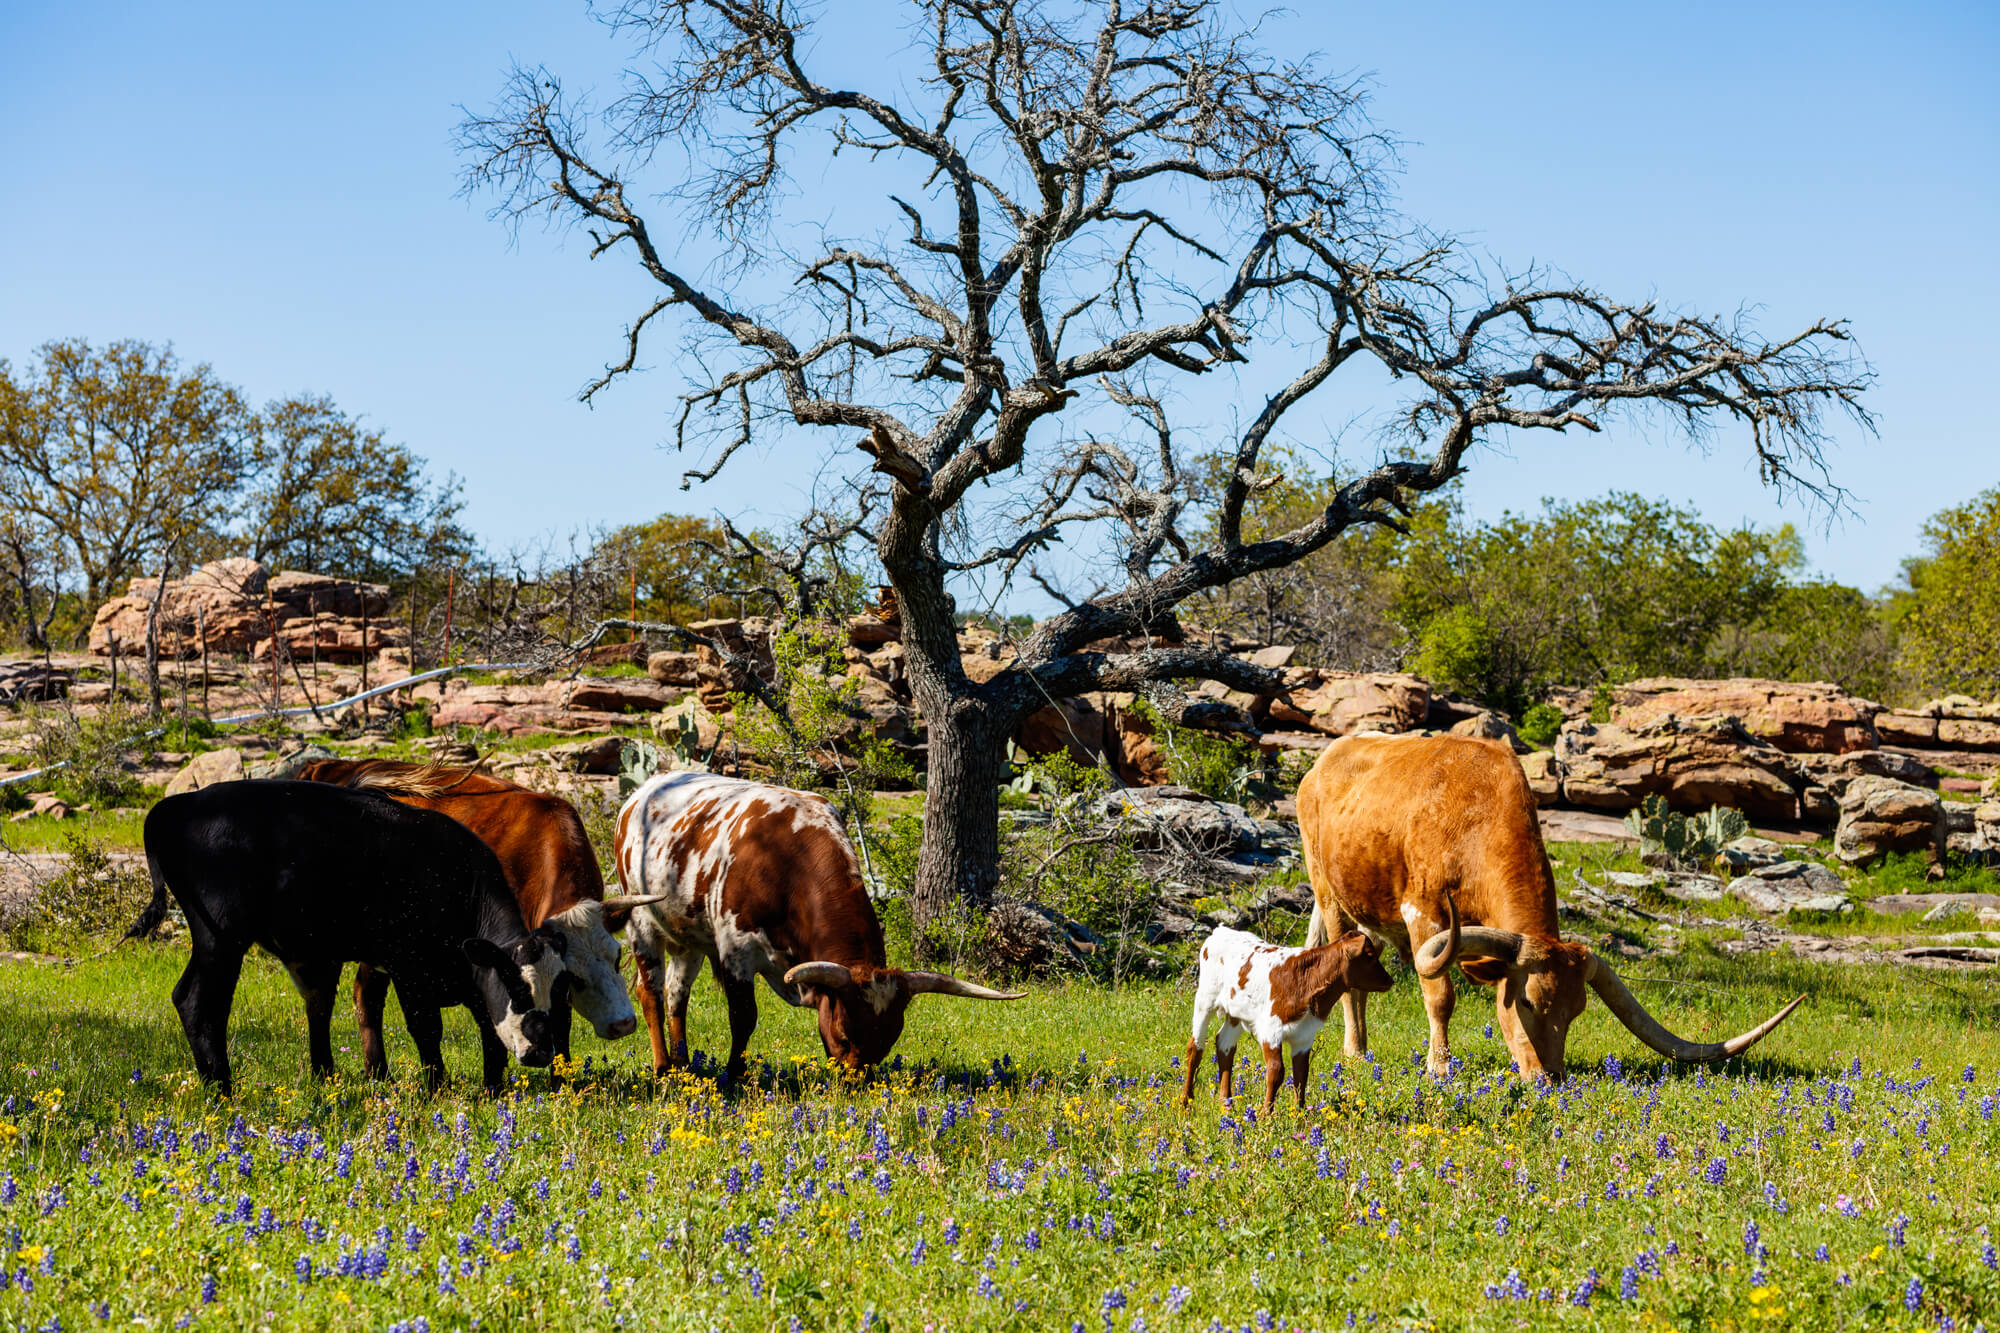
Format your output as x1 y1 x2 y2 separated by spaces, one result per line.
460 0 1874 948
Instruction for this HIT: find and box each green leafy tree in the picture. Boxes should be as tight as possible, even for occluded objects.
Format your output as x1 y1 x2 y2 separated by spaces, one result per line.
1894 486 2000 698
0 338 250 604
239 394 474 581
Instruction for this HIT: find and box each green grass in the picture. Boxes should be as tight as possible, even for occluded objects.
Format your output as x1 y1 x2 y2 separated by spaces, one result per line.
0 806 150 853
2 939 1997 1330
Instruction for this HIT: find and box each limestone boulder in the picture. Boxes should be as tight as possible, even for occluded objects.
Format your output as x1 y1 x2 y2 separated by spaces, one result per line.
1554 715 1804 819
246 744 336 781
647 651 700 687
1102 694 1171 786
1791 749 1935 799
1265 670 1429 737
1451 710 1528 752
1878 697 2000 753
1727 860 1851 915
1833 776 1943 865
163 747 246 796
558 676 681 714
1015 698 1107 767
250 616 408 664
1091 786 1261 854
1517 750 1562 807
1610 677 1880 754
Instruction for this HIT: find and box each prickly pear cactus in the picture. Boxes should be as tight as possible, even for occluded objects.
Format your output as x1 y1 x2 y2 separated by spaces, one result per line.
617 738 662 796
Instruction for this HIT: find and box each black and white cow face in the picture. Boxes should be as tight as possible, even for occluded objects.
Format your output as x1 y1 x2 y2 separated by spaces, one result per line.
463 929 567 1065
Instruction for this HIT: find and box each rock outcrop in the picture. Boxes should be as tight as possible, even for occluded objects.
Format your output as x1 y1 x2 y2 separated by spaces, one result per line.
1610 677 1880 754
89 558 405 663
1876 697 2000 752
1554 715 1805 820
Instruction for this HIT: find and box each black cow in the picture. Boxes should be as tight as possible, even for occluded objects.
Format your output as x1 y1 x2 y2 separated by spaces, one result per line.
130 780 569 1094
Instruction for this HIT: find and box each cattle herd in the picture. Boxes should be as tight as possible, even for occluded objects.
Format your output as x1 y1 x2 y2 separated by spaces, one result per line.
127 734 1804 1097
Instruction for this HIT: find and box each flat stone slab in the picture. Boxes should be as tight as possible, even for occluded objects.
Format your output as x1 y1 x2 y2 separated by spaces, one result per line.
1869 893 2000 918
1728 859 1850 915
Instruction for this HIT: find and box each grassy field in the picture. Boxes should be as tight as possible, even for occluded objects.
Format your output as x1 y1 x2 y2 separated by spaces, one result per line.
2 939 1997 1330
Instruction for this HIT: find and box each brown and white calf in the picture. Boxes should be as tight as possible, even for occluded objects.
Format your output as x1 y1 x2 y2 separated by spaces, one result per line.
614 771 1022 1082
1181 925 1394 1115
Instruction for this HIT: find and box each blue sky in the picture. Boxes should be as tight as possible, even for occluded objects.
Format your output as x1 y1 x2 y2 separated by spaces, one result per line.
3 1 1995 605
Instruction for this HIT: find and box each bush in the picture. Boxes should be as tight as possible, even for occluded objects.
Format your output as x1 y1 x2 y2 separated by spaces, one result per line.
5 828 155 948
1517 703 1566 748
1127 700 1269 804
24 700 148 808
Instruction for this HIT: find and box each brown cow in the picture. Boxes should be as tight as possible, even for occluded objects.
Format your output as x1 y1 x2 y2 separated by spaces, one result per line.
298 759 660 1074
1298 733 1801 1082
615 771 1022 1083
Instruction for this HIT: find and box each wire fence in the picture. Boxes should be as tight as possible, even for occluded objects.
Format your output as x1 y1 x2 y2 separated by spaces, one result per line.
0 662 542 790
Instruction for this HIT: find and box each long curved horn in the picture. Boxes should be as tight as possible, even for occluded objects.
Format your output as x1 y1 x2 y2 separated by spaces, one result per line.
598 895 669 912
1414 924 1524 974
902 971 1026 1000
1413 893 1461 979
1588 958 1805 1062
784 961 855 989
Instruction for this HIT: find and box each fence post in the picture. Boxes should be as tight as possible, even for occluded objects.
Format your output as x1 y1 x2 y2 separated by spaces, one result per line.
360 598 370 723
197 604 210 721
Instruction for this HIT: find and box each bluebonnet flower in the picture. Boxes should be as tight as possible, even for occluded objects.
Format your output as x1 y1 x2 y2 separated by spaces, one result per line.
1905 1277 1923 1312
1702 1158 1727 1185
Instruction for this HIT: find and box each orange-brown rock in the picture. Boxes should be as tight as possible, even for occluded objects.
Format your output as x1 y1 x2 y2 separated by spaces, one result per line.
1104 695 1171 786
1609 677 1880 754
1554 715 1805 820
1876 696 2000 753
250 617 410 664
1518 750 1562 807
90 558 397 660
1264 671 1429 737
558 676 682 713
647 650 700 687
1015 697 1107 767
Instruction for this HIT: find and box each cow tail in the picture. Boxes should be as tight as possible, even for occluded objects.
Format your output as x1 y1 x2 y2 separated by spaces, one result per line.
123 853 172 943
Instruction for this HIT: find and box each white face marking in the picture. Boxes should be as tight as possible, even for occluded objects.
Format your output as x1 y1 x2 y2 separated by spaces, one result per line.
494 950 566 1059
548 901 637 1039
1400 902 1421 927
861 975 899 1015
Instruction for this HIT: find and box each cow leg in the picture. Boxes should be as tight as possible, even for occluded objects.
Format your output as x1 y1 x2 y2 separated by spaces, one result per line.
353 964 393 1081
1292 1047 1313 1109
1340 989 1370 1059
173 943 244 1096
402 1004 447 1094
718 969 758 1089
1180 1039 1204 1108
1417 963 1456 1078
1214 1022 1240 1103
551 980 575 1069
631 945 670 1074
285 960 343 1080
1261 1043 1285 1118
478 1024 509 1096
664 954 698 1070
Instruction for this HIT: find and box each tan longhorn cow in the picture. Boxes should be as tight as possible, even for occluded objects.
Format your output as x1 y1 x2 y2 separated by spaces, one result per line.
1298 733 1801 1081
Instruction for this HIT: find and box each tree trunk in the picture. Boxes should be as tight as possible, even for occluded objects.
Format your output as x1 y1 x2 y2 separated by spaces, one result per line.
910 692 1009 957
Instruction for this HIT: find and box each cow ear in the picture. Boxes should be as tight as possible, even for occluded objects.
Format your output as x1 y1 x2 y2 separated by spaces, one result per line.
462 938 511 971
534 926 568 958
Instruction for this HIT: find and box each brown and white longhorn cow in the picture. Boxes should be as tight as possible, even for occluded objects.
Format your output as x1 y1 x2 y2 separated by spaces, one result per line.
615 771 1022 1082
1298 733 1802 1082
298 759 663 1074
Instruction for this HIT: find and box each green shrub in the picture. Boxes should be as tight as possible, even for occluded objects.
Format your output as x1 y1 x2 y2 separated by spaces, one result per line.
24 701 147 809
1517 702 1566 748
5 828 155 949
